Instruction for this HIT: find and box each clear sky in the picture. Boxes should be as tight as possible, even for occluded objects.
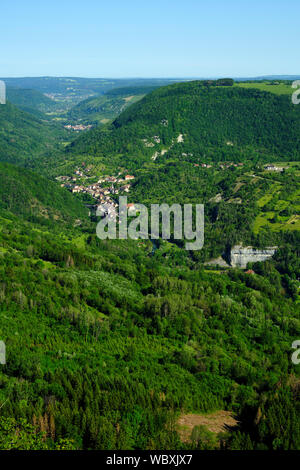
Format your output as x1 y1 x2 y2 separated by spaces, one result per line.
0 0 299 78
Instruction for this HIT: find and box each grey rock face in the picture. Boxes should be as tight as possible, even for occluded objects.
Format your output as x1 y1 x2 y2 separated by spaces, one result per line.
230 245 277 268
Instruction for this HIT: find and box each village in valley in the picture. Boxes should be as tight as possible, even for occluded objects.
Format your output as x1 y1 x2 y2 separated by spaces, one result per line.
64 124 94 132
54 156 286 224
56 164 135 214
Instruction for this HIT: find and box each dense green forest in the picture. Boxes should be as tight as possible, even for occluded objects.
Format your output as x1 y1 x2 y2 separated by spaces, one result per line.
6 88 58 114
20 80 300 177
64 82 300 171
0 166 299 450
126 161 300 260
0 80 299 450
0 162 88 225
0 101 71 167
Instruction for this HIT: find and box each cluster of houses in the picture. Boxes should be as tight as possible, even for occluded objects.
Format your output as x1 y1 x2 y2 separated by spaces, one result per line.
64 124 93 132
193 162 244 169
56 169 135 210
192 162 284 172
194 163 212 168
219 162 244 169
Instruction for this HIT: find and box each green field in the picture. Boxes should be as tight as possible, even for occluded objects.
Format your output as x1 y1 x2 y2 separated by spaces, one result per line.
253 168 300 233
236 81 294 96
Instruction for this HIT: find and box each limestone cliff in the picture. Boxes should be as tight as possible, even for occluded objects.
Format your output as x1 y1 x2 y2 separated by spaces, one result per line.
230 245 277 268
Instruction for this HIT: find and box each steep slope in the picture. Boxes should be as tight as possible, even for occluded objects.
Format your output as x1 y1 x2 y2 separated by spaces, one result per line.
0 101 68 166
128 160 299 259
67 81 300 169
0 178 299 449
6 87 58 114
57 80 300 262
0 162 88 225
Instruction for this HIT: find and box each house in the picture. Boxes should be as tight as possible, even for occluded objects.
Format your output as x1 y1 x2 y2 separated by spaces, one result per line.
125 175 135 181
265 165 284 172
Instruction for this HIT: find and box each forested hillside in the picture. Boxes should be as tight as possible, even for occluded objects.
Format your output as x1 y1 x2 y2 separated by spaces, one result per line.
0 101 69 166
42 80 300 263
6 88 58 114
126 161 300 261
0 175 299 449
0 80 299 451
66 81 300 170
0 162 88 226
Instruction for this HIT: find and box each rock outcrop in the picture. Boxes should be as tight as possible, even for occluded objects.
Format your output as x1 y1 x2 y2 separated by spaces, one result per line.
230 245 277 268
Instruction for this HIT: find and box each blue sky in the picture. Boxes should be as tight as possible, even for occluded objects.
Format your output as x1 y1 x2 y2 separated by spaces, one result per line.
0 0 299 77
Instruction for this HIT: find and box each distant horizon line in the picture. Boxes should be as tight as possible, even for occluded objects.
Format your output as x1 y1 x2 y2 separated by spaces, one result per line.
1 74 300 80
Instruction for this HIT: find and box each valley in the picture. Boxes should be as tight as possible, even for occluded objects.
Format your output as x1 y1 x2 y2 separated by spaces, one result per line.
0 77 299 451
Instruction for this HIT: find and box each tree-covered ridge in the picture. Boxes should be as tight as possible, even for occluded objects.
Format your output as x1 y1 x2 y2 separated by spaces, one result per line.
6 88 58 113
0 162 88 226
66 81 300 169
0 102 69 167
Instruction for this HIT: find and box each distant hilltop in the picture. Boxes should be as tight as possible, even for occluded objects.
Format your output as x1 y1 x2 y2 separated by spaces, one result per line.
235 75 300 81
